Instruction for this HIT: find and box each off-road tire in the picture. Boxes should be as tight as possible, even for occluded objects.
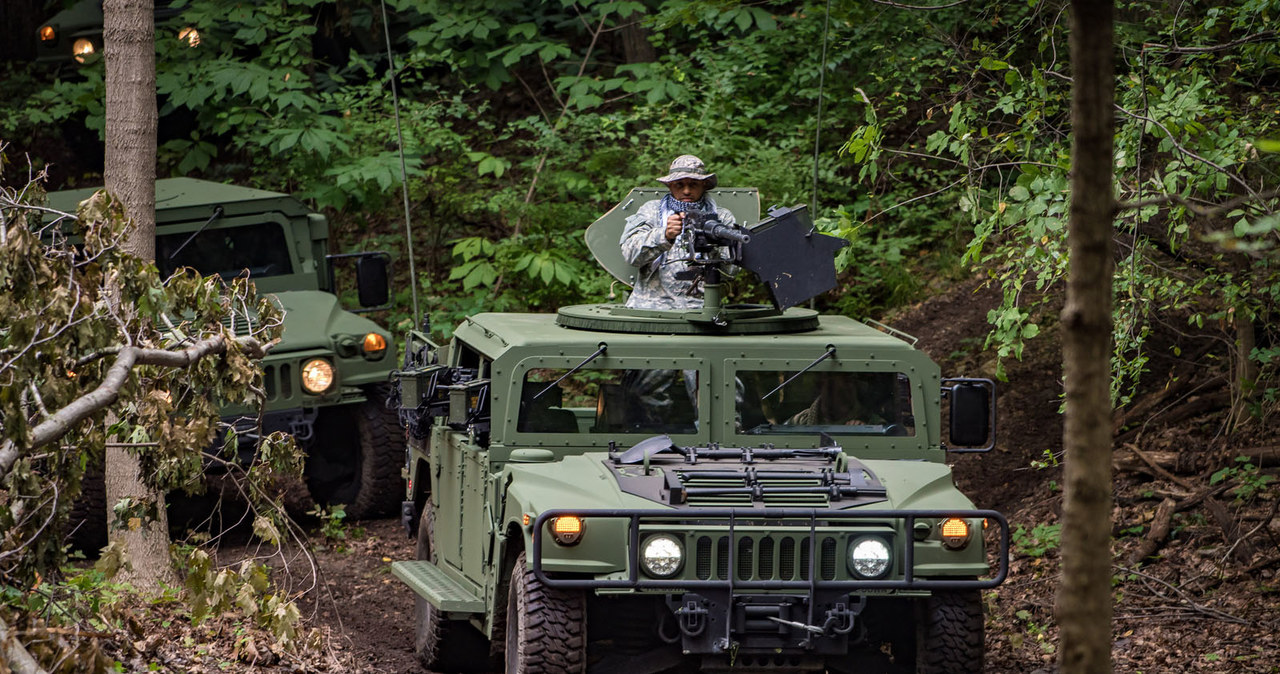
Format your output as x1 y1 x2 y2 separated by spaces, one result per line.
305 384 403 519
505 551 587 673
67 463 107 554
414 501 491 672
916 590 984 674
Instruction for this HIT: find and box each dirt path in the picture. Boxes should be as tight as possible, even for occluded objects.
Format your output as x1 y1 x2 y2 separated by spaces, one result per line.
305 517 420 673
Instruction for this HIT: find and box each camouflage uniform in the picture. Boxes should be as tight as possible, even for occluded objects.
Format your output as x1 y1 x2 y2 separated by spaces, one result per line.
619 197 737 309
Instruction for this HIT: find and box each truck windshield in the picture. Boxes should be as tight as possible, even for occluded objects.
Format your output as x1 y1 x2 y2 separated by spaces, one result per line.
156 224 293 280
518 367 699 435
735 370 915 437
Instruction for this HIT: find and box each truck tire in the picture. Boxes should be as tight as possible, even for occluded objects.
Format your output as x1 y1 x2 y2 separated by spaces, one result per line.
66 463 107 554
305 385 403 519
504 551 586 674
415 501 491 672
916 590 984 674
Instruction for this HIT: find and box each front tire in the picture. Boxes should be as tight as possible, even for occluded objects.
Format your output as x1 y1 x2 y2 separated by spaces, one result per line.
505 551 586 673
304 384 403 519
414 501 491 672
917 590 984 674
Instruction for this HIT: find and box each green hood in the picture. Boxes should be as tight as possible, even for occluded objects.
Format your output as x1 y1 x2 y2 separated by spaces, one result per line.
271 290 388 353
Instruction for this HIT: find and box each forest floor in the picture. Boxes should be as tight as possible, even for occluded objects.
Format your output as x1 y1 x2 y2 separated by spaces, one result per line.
39 274 1280 673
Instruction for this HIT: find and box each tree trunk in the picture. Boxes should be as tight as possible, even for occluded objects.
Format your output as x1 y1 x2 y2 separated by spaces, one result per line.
1057 1 1116 672
103 0 171 591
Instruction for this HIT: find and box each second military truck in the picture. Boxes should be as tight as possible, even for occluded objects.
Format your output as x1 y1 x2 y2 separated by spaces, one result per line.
46 178 403 520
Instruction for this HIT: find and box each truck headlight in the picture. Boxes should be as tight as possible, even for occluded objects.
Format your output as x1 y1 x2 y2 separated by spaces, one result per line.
848 536 891 578
640 534 683 578
72 38 95 63
301 358 335 393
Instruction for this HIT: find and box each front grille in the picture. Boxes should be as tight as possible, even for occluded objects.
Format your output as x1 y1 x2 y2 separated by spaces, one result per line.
261 363 293 402
694 533 838 582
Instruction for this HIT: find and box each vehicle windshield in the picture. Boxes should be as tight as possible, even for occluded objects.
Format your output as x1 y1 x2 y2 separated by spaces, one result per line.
518 367 699 435
156 223 293 279
735 370 915 437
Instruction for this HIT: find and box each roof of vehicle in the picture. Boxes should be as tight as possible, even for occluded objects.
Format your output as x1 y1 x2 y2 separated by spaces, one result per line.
43 178 316 225
454 310 920 360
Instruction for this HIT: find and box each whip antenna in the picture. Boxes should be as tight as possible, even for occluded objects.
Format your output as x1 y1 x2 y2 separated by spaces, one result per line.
380 0 421 329
810 0 833 217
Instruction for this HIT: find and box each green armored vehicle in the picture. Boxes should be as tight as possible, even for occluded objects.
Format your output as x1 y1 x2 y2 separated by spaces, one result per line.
46 178 403 519
391 188 1009 673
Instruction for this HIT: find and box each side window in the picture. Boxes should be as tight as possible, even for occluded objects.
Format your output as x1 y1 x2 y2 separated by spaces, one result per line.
519 368 699 435
736 370 915 437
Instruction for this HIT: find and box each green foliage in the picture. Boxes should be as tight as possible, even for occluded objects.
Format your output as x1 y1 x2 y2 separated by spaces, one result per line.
1210 457 1276 504
6 0 1280 415
1011 522 1062 558
0 165 297 590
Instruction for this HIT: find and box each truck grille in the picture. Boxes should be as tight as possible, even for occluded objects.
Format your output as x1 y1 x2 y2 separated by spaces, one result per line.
694 534 839 582
261 363 293 402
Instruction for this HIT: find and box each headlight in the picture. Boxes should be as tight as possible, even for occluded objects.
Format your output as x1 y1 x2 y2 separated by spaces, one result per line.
640 534 683 578
940 518 971 550
848 536 891 578
40 26 56 42
178 27 200 47
550 516 583 546
301 358 335 393
362 332 387 357
72 38 95 63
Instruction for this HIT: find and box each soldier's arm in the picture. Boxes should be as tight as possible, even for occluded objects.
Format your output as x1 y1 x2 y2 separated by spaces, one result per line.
620 201 671 268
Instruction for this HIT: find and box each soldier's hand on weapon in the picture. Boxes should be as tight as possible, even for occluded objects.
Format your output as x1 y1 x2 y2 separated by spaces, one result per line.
665 212 684 242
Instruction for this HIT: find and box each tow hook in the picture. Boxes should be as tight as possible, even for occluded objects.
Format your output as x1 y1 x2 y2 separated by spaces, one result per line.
675 599 709 637
821 602 858 635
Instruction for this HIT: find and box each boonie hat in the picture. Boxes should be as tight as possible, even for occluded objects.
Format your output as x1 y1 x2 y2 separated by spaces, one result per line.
656 155 718 190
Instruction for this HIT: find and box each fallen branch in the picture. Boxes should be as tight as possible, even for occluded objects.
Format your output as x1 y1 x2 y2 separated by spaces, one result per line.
0 336 266 482
1205 498 1256 564
1127 497 1176 566
0 615 49 674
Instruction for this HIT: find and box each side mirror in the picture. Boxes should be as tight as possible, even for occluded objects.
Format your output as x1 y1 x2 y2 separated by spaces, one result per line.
327 251 392 311
356 253 390 308
944 378 995 452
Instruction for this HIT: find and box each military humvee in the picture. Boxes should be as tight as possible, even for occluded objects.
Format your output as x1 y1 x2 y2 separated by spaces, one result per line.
390 188 1009 673
45 178 403 520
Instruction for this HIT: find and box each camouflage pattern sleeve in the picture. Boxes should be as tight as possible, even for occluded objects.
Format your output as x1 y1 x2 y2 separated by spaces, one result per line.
619 199 669 268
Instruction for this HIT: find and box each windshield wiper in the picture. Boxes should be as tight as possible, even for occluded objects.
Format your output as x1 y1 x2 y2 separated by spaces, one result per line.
534 342 607 399
762 344 836 400
167 205 224 260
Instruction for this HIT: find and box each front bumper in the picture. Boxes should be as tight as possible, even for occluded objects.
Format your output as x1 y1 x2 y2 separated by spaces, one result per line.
531 508 1009 656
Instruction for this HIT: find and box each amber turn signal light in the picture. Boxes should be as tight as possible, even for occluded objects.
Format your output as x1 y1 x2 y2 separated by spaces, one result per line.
550 516 584 546
40 26 56 42
362 332 387 356
940 517 970 550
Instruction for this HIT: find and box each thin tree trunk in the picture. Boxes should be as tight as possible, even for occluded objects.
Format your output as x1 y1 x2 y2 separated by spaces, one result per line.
1057 1 1116 672
103 0 171 591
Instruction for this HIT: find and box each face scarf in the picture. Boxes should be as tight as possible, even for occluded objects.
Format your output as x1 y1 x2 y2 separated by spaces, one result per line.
660 193 711 215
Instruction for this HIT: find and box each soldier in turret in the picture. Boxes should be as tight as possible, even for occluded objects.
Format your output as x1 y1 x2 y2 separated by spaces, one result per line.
619 154 738 309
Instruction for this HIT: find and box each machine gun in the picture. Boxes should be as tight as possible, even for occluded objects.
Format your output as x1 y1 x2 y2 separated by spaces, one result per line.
682 205 752 251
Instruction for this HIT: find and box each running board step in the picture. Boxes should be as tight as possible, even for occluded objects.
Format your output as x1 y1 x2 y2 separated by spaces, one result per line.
391 561 485 613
